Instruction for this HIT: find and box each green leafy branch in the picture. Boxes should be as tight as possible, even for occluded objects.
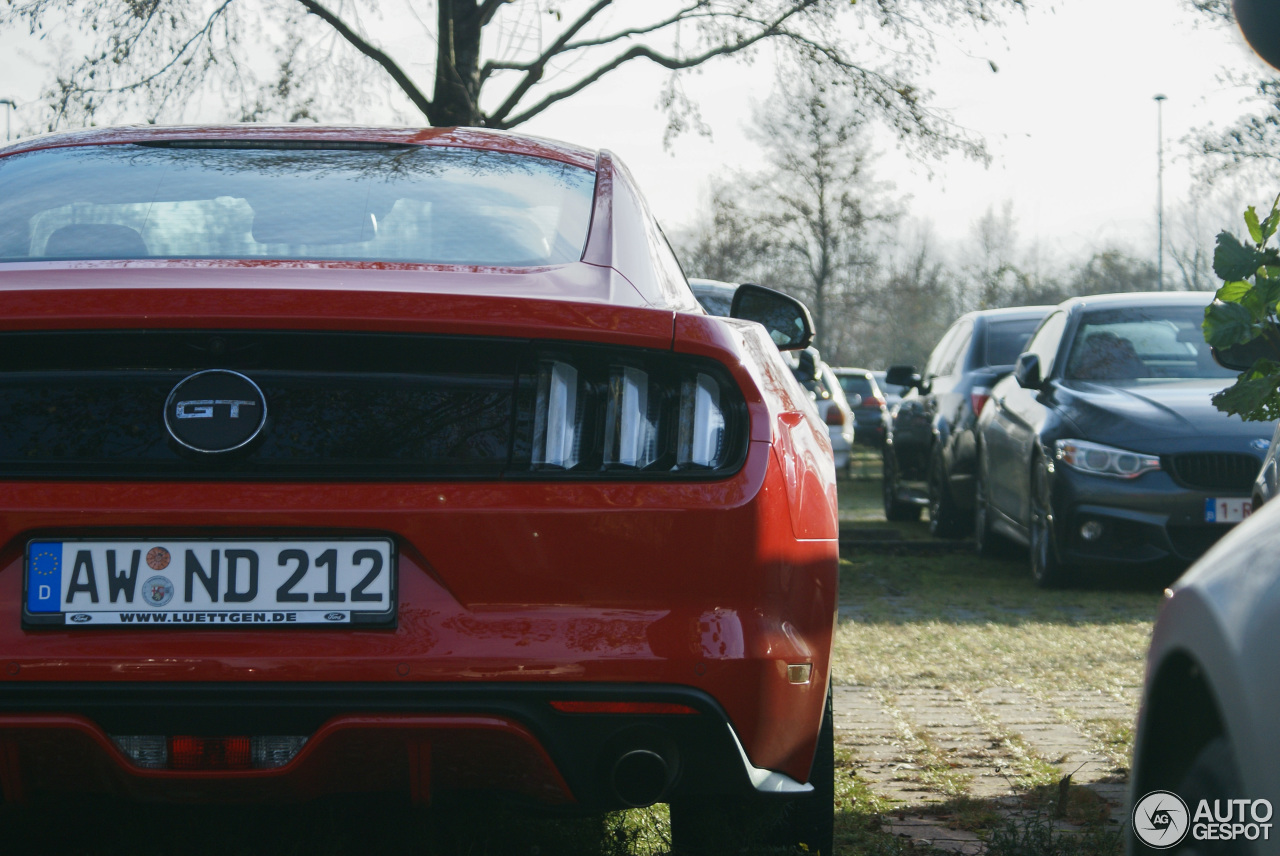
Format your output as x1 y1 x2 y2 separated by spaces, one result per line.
1202 194 1280 421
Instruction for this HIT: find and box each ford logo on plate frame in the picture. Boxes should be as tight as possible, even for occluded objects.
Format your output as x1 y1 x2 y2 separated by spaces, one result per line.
164 369 268 455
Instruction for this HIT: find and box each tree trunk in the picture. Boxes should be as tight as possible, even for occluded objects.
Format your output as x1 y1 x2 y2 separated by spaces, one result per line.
430 1 485 127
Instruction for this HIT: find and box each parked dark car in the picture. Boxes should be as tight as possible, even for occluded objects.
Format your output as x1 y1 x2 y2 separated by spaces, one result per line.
833 368 890 447
975 291 1275 587
871 370 910 409
881 305 1054 532
1253 422 1280 509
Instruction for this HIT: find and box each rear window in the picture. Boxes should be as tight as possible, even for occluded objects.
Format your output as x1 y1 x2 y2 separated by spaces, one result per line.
984 318 1044 367
838 375 872 398
0 143 596 266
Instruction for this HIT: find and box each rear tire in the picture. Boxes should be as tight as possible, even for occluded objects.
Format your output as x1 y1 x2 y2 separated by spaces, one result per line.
927 452 967 538
1029 457 1071 588
882 448 921 522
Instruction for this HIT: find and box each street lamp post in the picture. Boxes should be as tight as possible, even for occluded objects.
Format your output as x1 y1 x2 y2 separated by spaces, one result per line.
1154 94 1167 291
0 99 14 143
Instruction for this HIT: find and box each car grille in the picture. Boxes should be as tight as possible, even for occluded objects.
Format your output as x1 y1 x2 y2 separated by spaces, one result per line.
1162 453 1260 492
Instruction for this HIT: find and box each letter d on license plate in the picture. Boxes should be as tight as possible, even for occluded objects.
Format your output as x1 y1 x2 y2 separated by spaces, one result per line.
24 538 395 628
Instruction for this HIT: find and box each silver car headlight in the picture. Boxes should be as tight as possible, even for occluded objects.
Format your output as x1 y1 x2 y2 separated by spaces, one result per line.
1055 439 1160 479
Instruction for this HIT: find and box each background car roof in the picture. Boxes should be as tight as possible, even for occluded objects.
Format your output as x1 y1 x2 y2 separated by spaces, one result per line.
0 125 598 170
1056 291 1216 312
957 305 1056 323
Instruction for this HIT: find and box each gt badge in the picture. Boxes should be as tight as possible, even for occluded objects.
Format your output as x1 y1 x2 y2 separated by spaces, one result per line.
164 370 267 454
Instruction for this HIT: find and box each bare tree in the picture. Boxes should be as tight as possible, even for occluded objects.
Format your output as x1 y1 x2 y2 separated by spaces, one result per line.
966 200 1020 309
1067 247 1159 295
744 71 899 345
2 0 1023 153
856 223 959 369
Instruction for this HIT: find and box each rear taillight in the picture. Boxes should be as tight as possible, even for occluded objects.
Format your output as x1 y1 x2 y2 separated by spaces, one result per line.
824 407 845 427
861 395 886 409
525 347 745 476
971 388 992 417
113 735 308 770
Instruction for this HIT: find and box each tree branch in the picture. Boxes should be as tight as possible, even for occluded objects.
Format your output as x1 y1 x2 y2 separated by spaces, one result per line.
295 0 432 119
494 0 821 128
478 0 512 27
487 0 614 124
481 2 710 79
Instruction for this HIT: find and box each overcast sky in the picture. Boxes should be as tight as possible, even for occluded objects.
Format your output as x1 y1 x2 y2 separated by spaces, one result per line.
0 0 1273 263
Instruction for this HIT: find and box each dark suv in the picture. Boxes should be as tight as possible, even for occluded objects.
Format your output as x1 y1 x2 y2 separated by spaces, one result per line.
882 305 1053 535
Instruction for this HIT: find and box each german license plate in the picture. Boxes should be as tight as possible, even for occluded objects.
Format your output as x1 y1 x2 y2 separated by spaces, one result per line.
24 538 395 628
1205 498 1252 524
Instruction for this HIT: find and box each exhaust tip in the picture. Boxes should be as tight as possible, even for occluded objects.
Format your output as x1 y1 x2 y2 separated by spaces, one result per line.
611 748 671 808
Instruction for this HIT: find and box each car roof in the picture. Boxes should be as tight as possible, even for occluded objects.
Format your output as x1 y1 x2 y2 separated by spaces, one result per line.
958 305 1056 324
0 125 599 170
831 367 873 376
1056 290 1216 312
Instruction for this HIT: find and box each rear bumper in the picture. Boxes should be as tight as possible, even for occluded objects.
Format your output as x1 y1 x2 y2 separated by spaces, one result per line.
0 442 838 799
0 682 806 807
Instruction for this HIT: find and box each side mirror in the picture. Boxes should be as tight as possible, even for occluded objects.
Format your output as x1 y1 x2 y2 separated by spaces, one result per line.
884 365 921 389
730 283 815 351
1233 0 1280 69
1015 353 1042 389
1213 337 1280 371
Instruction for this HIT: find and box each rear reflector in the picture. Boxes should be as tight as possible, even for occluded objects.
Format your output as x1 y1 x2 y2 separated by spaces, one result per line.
550 701 698 715
170 736 252 770
971 389 992 417
113 735 307 770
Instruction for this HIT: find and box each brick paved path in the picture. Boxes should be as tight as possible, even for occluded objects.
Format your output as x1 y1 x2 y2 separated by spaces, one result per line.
834 683 1136 852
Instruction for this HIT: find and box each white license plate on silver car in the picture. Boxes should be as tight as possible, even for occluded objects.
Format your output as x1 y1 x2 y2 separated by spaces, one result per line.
24 538 395 628
1205 498 1252 524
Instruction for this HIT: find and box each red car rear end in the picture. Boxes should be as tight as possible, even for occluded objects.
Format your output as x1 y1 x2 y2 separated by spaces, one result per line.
0 126 837 849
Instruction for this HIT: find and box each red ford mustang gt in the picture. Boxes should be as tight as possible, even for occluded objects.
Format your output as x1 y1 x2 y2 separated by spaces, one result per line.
0 125 838 851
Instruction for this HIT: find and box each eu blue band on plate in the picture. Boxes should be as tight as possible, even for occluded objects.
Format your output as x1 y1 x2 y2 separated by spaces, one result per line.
28 542 64 613
1204 498 1217 523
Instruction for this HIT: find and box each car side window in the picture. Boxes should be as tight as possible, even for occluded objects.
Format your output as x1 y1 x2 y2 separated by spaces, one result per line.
941 320 974 377
1024 311 1068 378
925 323 962 380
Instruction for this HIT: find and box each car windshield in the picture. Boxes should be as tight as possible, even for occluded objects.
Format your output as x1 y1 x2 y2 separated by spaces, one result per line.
0 143 597 266
985 317 1044 366
1063 306 1235 382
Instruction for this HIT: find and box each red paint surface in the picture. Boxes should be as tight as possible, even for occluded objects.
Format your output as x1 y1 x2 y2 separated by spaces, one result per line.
0 126 839 800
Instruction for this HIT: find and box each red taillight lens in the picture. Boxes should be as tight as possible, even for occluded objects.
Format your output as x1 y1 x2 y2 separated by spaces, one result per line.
861 395 886 409
824 407 845 427
169 736 252 770
550 701 698 715
971 389 991 417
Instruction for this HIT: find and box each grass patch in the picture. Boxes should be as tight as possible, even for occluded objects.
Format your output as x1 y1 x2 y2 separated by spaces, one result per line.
834 551 1160 697
984 808 1122 856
